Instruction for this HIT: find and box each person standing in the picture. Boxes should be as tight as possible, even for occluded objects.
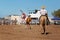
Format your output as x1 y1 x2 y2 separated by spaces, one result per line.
21 13 26 24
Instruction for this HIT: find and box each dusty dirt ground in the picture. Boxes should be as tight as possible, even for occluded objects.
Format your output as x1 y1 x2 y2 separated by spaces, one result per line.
0 24 60 40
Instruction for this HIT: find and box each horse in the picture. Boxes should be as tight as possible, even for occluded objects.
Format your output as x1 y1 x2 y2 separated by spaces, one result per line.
39 15 47 34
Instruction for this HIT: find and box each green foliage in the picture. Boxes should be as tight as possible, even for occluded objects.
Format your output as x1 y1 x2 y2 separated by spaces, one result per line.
52 9 60 18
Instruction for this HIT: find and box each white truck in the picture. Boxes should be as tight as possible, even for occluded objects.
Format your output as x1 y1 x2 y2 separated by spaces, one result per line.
28 11 41 24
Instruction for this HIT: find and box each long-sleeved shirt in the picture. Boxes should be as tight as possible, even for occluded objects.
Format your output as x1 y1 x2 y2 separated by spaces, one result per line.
40 9 47 15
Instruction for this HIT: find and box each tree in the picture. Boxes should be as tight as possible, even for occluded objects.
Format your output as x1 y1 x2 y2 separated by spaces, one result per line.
52 9 60 18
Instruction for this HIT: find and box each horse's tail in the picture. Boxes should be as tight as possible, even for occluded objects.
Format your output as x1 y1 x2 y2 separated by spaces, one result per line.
42 18 45 26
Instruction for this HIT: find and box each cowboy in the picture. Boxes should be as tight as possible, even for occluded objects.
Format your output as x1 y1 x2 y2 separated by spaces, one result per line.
39 6 50 34
40 6 49 25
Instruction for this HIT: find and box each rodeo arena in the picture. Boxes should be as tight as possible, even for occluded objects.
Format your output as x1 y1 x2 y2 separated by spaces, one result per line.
0 9 60 40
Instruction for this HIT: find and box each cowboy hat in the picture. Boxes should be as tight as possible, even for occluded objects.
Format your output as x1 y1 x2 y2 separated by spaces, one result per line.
41 5 46 9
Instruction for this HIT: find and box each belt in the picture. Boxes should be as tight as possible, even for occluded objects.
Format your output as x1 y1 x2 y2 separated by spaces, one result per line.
41 15 46 16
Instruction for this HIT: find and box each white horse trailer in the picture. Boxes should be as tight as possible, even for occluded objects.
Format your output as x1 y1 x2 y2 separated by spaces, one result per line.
28 11 54 25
